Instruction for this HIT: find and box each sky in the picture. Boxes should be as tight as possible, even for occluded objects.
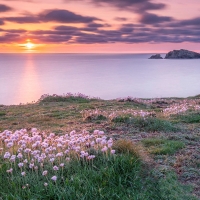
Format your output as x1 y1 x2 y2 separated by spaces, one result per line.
0 0 200 53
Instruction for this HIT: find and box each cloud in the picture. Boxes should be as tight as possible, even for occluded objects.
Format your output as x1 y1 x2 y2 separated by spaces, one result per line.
168 17 200 27
0 33 24 43
140 13 173 24
67 0 166 12
0 28 27 33
39 9 100 23
0 4 13 12
0 19 4 25
114 17 128 22
1 9 100 24
3 16 39 23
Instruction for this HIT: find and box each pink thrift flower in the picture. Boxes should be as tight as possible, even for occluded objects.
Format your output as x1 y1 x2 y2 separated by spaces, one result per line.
4 152 11 159
53 166 59 171
101 146 108 152
51 176 57 181
18 163 24 168
42 170 48 176
21 172 26 176
111 150 116 154
60 163 64 167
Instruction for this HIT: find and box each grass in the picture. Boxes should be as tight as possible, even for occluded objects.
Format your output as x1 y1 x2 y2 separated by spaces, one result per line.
133 117 178 132
112 115 178 133
0 95 200 199
177 112 200 123
158 172 197 200
39 96 91 103
142 138 185 155
0 111 6 116
0 150 196 200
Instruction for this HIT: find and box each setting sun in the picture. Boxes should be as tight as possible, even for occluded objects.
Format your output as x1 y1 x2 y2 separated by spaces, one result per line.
26 41 35 50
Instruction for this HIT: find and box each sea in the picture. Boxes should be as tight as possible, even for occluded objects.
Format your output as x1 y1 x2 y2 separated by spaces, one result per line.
0 53 200 105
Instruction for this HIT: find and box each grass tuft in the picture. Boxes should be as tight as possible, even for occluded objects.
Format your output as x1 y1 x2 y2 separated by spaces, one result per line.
142 138 185 155
113 139 140 157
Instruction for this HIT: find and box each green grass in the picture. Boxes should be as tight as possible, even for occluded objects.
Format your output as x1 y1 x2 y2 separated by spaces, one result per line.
142 138 185 155
133 117 178 132
0 153 152 200
0 151 196 200
158 172 197 200
40 96 91 103
177 112 200 123
113 116 178 132
0 111 6 116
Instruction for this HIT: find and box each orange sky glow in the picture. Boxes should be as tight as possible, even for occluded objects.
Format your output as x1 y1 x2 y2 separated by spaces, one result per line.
0 0 200 53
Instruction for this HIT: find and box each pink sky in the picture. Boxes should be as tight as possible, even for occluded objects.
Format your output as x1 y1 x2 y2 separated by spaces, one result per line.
0 0 200 53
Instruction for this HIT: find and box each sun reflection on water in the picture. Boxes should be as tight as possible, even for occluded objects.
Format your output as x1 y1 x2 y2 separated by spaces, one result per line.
17 55 42 104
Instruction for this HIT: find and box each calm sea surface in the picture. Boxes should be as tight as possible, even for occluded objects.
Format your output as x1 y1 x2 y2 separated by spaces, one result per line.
0 53 200 105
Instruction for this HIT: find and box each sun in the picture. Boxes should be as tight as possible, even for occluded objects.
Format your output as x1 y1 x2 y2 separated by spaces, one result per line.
25 39 35 50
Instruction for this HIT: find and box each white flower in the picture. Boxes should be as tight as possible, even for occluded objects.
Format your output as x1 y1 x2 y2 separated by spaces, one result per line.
51 176 57 181
42 170 48 176
44 182 48 187
21 171 26 176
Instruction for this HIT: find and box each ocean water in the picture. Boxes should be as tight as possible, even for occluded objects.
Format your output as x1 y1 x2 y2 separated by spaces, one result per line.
0 53 200 105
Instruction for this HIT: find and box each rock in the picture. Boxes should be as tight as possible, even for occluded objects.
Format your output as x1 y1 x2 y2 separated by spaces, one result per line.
165 49 200 59
149 54 163 59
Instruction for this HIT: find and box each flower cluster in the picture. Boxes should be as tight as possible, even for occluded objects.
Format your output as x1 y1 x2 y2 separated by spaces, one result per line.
117 97 176 105
163 99 200 116
0 128 115 184
81 108 156 121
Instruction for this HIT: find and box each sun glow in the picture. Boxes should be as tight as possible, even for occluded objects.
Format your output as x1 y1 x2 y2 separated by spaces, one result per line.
25 40 35 50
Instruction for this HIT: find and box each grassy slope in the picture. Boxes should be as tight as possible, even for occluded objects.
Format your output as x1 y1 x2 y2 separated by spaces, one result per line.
0 96 200 199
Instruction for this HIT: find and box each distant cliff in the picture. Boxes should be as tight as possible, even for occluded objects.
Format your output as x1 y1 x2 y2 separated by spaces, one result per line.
149 54 163 59
165 49 200 59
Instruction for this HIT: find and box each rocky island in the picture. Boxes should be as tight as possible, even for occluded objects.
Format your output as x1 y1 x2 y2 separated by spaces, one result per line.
149 54 163 59
165 49 200 59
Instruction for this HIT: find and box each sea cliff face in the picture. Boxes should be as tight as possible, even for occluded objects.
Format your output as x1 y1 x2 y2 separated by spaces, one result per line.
165 49 200 59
